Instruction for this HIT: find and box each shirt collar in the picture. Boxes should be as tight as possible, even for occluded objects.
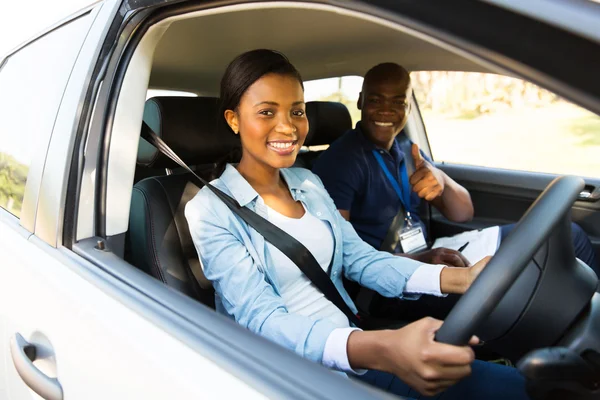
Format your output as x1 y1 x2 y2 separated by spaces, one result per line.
355 122 379 152
220 164 259 207
219 164 306 207
280 168 306 193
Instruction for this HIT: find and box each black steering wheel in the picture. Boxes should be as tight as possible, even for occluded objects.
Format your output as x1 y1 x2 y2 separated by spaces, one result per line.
435 175 588 346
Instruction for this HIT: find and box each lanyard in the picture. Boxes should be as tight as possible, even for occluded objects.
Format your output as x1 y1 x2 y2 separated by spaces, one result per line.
372 149 412 214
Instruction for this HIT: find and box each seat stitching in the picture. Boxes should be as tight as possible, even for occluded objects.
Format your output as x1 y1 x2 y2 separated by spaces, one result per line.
133 185 167 284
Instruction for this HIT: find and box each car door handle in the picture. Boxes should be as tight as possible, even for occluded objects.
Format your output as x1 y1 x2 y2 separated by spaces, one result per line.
578 185 600 202
10 333 63 400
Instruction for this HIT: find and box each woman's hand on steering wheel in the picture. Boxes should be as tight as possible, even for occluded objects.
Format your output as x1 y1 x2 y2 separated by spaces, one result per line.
347 318 479 396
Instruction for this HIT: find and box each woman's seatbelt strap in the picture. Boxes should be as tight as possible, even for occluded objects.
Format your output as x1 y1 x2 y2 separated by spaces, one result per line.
140 123 361 327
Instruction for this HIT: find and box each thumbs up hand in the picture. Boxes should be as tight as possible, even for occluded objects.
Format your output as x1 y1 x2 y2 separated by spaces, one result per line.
409 144 445 202
412 143 425 169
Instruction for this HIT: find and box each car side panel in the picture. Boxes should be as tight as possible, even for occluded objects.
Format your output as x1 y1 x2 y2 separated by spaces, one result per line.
432 163 600 261
0 216 264 399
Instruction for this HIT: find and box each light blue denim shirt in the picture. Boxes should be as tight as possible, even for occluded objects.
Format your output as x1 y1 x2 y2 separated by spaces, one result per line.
185 164 423 365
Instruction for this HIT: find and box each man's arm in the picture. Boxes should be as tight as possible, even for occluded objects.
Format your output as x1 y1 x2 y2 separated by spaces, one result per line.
409 144 474 223
430 174 474 223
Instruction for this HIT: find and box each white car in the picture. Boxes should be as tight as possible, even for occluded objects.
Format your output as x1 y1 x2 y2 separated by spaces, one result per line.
1 1 600 399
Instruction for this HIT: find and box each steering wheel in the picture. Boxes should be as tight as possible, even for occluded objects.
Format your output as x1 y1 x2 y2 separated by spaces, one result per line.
435 175 587 346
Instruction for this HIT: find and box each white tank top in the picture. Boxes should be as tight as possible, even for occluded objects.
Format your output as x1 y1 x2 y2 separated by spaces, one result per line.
265 204 350 328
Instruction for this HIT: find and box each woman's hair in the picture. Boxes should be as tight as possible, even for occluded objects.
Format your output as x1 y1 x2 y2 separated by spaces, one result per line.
219 49 304 129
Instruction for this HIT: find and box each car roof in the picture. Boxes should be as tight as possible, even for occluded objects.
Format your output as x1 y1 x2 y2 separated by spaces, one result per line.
148 4 490 94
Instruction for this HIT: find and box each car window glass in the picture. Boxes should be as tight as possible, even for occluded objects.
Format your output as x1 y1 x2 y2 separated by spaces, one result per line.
412 71 600 177
0 13 92 217
304 76 363 125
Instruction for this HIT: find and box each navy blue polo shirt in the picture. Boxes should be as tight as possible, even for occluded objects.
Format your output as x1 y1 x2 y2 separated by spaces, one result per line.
313 123 429 251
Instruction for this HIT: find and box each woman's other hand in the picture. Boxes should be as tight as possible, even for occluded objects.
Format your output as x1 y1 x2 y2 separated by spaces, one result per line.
440 256 492 294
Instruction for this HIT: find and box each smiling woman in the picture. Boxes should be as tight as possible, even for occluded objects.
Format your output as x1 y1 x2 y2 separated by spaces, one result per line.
220 50 309 218
183 49 529 400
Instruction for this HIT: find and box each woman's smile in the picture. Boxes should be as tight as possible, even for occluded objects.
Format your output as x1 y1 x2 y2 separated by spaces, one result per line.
267 139 298 155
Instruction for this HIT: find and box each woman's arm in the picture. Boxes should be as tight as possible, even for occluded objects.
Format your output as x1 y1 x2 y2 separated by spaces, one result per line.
309 172 424 297
186 194 338 363
335 207 423 297
312 173 487 297
335 207 489 296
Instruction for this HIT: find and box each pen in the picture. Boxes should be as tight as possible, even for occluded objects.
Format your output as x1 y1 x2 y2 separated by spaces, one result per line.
458 242 470 253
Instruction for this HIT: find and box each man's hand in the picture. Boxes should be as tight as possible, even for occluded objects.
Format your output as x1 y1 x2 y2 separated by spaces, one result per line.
410 144 445 201
412 248 471 268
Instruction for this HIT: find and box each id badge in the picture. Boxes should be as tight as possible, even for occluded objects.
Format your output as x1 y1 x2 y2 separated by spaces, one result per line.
398 213 427 254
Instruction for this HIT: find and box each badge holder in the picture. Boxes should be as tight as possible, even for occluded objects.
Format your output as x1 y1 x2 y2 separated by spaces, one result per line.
398 212 427 254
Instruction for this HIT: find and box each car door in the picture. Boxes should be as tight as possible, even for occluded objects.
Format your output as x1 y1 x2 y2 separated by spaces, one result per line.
0 2 267 399
408 70 600 264
0 3 104 397
0 1 393 399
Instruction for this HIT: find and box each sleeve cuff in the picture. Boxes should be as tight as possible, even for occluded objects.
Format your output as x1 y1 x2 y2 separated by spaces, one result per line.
404 264 448 297
322 327 368 375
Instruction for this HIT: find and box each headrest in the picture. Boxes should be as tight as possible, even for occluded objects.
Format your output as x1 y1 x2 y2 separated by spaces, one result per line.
304 101 352 146
137 97 240 168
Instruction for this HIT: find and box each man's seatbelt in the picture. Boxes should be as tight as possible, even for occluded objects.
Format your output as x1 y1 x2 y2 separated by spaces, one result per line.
379 132 415 253
354 133 417 315
140 122 361 327
379 209 405 253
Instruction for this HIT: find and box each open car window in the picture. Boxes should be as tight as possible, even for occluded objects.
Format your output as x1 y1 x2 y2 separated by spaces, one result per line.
412 71 600 178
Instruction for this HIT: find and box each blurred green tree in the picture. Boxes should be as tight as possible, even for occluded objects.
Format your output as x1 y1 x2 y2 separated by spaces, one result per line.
0 152 28 216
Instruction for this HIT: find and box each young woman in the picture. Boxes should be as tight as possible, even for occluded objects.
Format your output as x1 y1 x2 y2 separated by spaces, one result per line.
185 49 529 399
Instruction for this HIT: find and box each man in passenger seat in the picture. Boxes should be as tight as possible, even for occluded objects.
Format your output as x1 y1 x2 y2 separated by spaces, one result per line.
313 62 599 318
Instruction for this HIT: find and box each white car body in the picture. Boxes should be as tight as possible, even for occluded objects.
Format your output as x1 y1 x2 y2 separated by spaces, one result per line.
1 0 599 399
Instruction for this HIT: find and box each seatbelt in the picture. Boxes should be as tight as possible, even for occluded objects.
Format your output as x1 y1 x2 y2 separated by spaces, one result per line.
379 131 415 253
379 208 405 253
140 122 361 327
356 133 416 315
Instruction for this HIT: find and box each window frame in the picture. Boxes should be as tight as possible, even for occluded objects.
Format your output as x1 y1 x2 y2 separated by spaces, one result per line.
0 9 95 226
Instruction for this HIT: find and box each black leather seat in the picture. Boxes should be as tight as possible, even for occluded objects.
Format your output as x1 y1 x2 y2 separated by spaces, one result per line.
295 101 352 169
127 97 240 308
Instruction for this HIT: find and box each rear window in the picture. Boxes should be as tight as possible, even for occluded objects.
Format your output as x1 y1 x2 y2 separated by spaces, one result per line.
303 76 363 125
